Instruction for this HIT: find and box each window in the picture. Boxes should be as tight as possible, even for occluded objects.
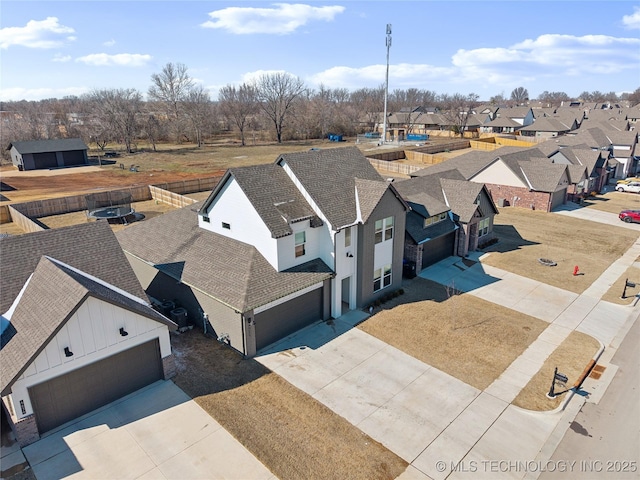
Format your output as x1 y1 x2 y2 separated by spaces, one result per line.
222 222 230 230
374 264 392 291
375 216 394 244
384 217 394 241
202 216 210 223
424 212 447 227
295 231 306 257
375 220 383 244
344 227 351 248
478 218 490 237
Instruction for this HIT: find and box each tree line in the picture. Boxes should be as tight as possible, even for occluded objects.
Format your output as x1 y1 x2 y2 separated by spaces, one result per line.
2 62 638 156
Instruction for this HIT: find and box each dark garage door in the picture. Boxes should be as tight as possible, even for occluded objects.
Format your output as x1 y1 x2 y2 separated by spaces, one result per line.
422 231 455 269
255 287 322 351
29 339 163 434
32 152 58 169
62 150 86 166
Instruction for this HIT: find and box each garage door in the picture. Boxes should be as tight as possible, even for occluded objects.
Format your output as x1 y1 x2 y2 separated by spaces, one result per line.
62 150 86 166
33 152 58 169
422 231 455 269
550 188 566 211
29 339 163 434
255 287 322 351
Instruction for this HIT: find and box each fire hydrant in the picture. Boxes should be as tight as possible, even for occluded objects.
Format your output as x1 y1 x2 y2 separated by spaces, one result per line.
573 265 580 276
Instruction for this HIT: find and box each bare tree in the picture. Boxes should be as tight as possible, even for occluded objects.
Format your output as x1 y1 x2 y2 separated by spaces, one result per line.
218 83 259 146
255 72 306 143
148 62 194 142
439 93 479 137
537 91 570 107
87 88 142 153
627 87 640 107
510 87 529 105
183 85 214 148
349 86 385 132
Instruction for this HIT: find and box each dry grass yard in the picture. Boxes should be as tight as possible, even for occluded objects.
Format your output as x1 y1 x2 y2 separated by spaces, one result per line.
513 330 600 411
171 330 408 480
358 277 548 391
601 263 640 305
480 207 638 294
582 189 640 214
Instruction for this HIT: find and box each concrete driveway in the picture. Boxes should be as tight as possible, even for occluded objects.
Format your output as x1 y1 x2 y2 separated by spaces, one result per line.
553 201 640 231
257 314 480 464
21 380 275 480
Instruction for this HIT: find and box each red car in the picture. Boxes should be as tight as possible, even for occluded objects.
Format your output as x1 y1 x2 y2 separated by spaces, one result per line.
619 210 640 223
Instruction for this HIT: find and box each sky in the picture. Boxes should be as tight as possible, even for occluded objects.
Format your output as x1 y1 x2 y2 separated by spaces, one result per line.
1 1 639 102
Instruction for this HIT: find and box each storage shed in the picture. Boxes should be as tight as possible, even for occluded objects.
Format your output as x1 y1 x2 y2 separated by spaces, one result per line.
7 138 89 171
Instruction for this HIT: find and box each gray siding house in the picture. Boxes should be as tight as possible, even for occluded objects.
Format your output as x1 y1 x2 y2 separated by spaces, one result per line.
7 138 88 171
117 147 408 356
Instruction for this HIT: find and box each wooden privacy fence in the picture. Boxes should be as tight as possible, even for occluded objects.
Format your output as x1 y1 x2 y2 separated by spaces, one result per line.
1 175 221 226
367 158 423 175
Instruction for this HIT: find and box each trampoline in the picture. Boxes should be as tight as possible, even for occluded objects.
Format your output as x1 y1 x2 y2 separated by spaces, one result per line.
85 191 142 225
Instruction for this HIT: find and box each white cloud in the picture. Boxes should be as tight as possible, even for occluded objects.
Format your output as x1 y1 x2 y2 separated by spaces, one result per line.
622 7 640 29
450 34 640 84
309 63 453 90
52 53 72 63
0 86 88 102
103 39 116 47
201 3 345 34
0 17 75 49
76 53 152 67
241 69 289 84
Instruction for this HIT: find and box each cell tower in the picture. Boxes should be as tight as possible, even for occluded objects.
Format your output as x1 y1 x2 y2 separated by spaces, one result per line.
382 23 392 145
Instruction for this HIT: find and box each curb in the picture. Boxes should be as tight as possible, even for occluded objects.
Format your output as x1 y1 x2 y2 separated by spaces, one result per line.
556 338 605 412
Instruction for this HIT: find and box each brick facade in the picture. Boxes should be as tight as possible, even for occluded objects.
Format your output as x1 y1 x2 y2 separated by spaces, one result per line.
403 241 424 274
485 184 553 212
162 353 176 380
3 397 40 446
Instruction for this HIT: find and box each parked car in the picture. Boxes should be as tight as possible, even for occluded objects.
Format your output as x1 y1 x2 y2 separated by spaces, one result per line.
619 210 640 223
616 182 640 193
616 176 640 184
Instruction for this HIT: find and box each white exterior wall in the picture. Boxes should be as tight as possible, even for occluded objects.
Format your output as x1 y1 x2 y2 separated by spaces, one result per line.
276 220 333 271
333 226 358 314
200 177 279 269
9 296 171 420
373 234 394 272
471 160 528 187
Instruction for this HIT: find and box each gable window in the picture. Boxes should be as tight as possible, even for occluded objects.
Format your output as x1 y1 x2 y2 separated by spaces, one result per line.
424 212 447 227
374 264 392 292
344 227 351 248
375 216 394 244
222 222 230 229
478 218 490 237
295 231 306 258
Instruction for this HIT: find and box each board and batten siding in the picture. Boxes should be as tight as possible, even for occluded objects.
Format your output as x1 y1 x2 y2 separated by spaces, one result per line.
10 296 171 420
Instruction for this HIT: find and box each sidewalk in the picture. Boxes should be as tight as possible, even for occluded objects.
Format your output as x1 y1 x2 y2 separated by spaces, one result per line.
410 236 640 479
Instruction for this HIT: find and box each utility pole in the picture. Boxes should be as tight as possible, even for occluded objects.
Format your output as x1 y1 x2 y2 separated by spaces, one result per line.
382 23 392 145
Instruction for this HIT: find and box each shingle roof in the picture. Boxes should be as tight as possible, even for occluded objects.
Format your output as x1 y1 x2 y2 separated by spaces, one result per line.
0 221 148 313
116 205 333 313
518 162 567 192
519 117 572 133
0 256 175 395
276 147 389 229
7 138 88 154
404 211 456 245
440 179 485 223
221 164 320 239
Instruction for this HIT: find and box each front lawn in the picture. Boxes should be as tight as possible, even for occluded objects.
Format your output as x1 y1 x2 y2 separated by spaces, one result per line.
480 208 638 294
358 278 548 390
